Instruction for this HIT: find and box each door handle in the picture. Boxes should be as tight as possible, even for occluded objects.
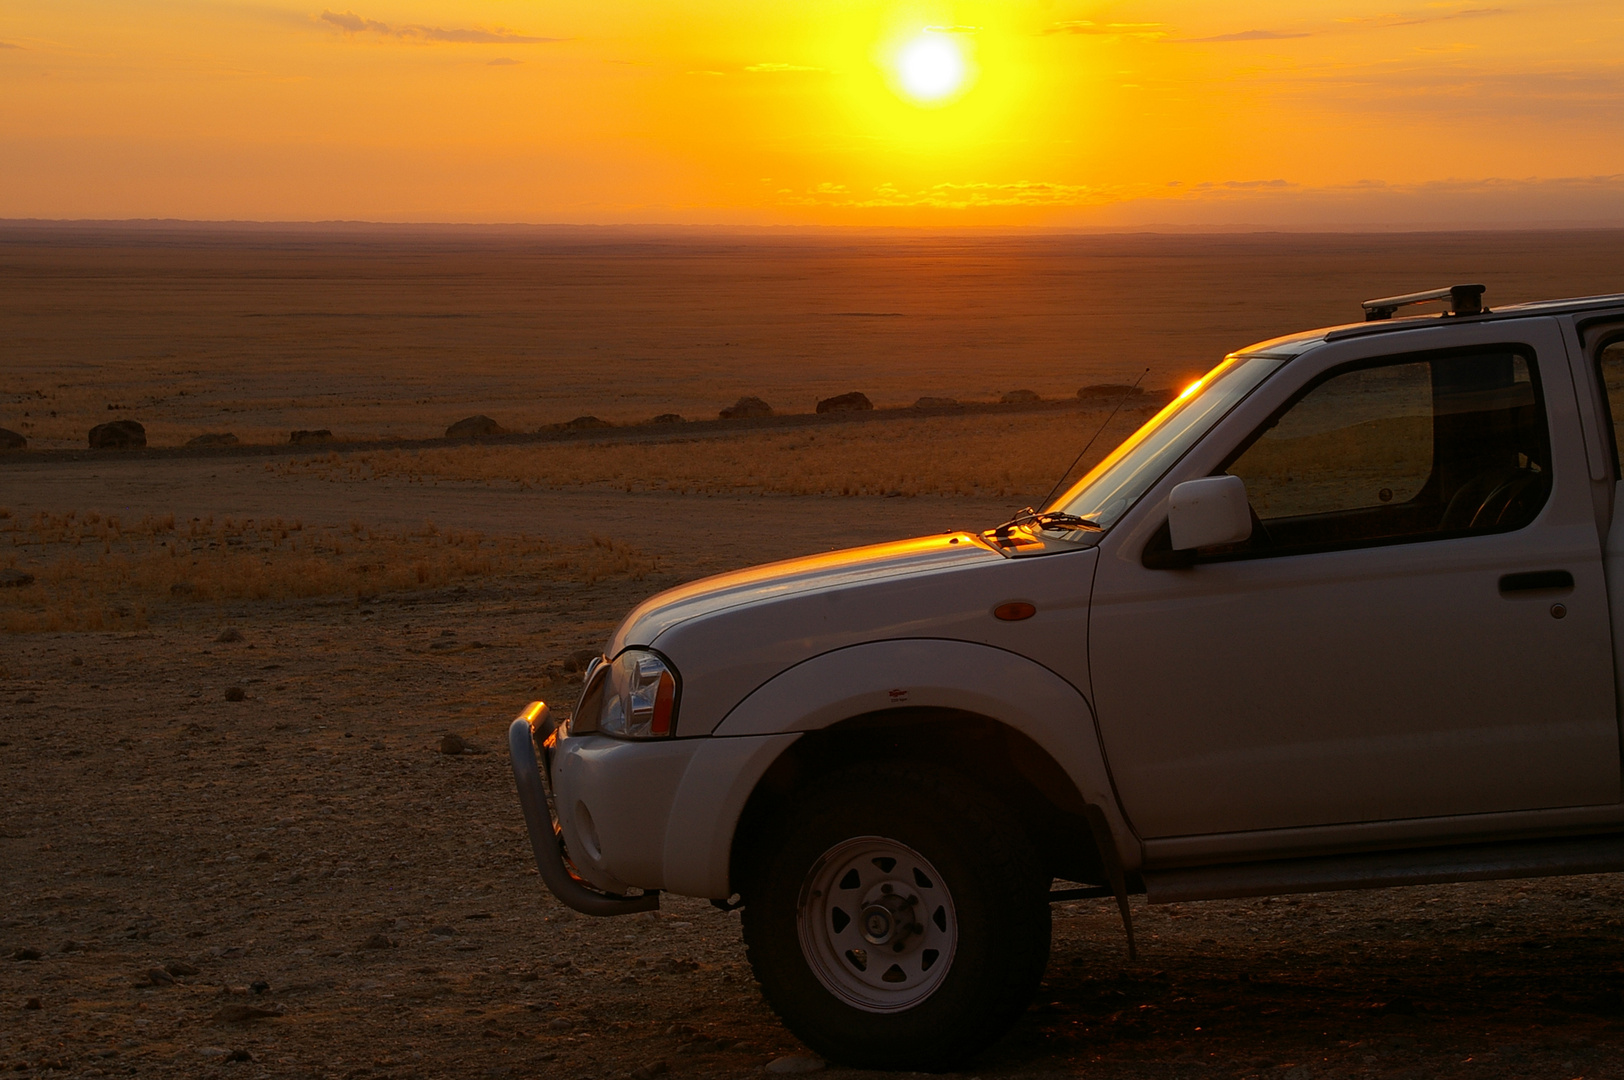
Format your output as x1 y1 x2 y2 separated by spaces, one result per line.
1498 570 1574 595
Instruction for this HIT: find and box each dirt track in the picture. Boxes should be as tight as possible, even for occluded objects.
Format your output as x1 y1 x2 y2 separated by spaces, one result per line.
7 469 1624 1080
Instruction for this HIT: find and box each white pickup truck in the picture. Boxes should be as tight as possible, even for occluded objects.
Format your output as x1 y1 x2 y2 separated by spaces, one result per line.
511 286 1624 1069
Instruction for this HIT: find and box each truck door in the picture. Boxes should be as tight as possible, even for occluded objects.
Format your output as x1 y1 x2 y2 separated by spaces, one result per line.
1089 323 1620 841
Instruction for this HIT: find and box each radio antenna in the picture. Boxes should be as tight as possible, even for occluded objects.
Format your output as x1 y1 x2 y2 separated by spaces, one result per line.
1037 368 1150 513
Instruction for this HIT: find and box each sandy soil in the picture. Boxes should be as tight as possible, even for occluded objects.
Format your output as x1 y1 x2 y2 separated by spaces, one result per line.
4 226 1621 448
7 453 1624 1080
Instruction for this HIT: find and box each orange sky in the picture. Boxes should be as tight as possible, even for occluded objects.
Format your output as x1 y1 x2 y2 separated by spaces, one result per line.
2 1 1621 226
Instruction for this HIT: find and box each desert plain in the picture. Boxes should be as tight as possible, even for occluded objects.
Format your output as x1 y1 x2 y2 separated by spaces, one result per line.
6 226 1624 1080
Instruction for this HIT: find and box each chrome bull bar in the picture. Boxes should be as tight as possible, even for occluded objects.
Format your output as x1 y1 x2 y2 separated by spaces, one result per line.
508 702 660 916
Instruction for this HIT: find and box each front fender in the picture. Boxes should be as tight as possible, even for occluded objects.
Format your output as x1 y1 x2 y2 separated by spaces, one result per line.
712 638 1141 870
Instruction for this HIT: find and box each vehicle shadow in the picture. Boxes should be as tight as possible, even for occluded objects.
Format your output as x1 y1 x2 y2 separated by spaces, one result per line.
979 884 1624 1078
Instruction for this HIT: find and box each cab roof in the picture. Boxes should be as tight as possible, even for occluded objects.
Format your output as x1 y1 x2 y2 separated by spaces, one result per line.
1236 291 1624 357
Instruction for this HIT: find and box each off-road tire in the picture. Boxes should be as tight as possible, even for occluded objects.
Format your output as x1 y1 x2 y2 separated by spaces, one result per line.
740 761 1051 1070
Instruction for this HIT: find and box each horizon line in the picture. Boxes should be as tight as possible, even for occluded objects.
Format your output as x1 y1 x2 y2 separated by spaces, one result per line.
5 217 1624 237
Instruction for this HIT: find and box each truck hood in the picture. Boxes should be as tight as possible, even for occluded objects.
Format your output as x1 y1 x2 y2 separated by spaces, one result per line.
603 532 1098 737
609 532 1002 654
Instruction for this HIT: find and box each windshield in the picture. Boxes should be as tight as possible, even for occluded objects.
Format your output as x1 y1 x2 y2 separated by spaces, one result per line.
1047 353 1287 529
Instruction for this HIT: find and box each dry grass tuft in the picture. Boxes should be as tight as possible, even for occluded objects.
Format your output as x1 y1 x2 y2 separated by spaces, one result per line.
0 511 658 633
271 407 1159 500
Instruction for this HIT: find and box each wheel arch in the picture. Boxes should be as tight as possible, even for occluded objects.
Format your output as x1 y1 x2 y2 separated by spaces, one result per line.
710 638 1141 895
733 706 1114 897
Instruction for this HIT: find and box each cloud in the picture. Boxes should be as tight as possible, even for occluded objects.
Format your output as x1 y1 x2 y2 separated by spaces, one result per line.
1090 7 1510 47
924 25 979 35
781 173 1624 226
1336 7 1508 30
1177 6 1508 43
1193 179 1294 189
486 58 521 66
1186 29 1312 42
790 180 1105 210
318 10 561 44
743 62 824 73
1259 61 1624 123
0 41 22 49
1089 174 1624 228
320 9 371 31
1045 20 1166 39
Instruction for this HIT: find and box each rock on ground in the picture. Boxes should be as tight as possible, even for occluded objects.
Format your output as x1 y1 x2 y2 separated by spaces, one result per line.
88 420 147 448
720 396 773 419
0 427 26 450
446 415 507 438
289 429 334 444
815 392 872 414
1078 383 1144 400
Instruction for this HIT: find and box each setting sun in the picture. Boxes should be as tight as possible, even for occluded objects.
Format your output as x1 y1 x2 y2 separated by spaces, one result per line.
895 33 968 104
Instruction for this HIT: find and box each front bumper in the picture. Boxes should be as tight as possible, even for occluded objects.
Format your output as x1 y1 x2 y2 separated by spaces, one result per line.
511 701 800 908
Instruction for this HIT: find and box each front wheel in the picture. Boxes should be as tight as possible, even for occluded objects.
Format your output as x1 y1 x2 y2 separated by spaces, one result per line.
740 762 1051 1070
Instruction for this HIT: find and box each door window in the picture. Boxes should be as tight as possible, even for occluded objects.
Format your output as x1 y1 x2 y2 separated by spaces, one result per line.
1216 349 1550 557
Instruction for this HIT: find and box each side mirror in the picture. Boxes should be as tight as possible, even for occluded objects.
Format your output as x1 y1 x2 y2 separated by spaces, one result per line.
1168 475 1253 551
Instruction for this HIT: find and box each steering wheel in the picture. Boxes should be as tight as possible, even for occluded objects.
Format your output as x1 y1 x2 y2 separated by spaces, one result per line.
1441 466 1546 532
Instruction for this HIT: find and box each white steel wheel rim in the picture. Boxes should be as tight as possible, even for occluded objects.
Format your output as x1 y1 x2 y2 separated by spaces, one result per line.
796 835 959 1013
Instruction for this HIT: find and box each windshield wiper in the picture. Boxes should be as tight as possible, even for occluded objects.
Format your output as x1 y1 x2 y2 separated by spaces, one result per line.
990 507 1102 537
1025 510 1101 531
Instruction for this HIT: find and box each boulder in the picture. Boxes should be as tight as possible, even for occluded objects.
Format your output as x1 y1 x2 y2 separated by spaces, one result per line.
912 396 960 410
1000 389 1041 404
0 427 25 450
815 392 873 414
88 420 147 449
186 432 239 447
565 415 612 430
289 429 333 445
1077 383 1142 400
719 396 773 420
445 415 506 438
648 413 684 425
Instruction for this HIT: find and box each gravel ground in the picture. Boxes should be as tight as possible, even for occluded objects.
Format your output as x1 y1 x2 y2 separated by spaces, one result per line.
5 471 1624 1079
7 582 1624 1080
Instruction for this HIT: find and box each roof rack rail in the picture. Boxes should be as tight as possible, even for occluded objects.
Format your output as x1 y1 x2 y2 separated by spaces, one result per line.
1362 283 1486 322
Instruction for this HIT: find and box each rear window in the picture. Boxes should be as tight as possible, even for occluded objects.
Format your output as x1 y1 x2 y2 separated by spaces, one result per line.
1597 339 1624 475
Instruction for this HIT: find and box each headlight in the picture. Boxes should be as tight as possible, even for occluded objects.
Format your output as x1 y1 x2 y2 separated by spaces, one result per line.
573 649 679 739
